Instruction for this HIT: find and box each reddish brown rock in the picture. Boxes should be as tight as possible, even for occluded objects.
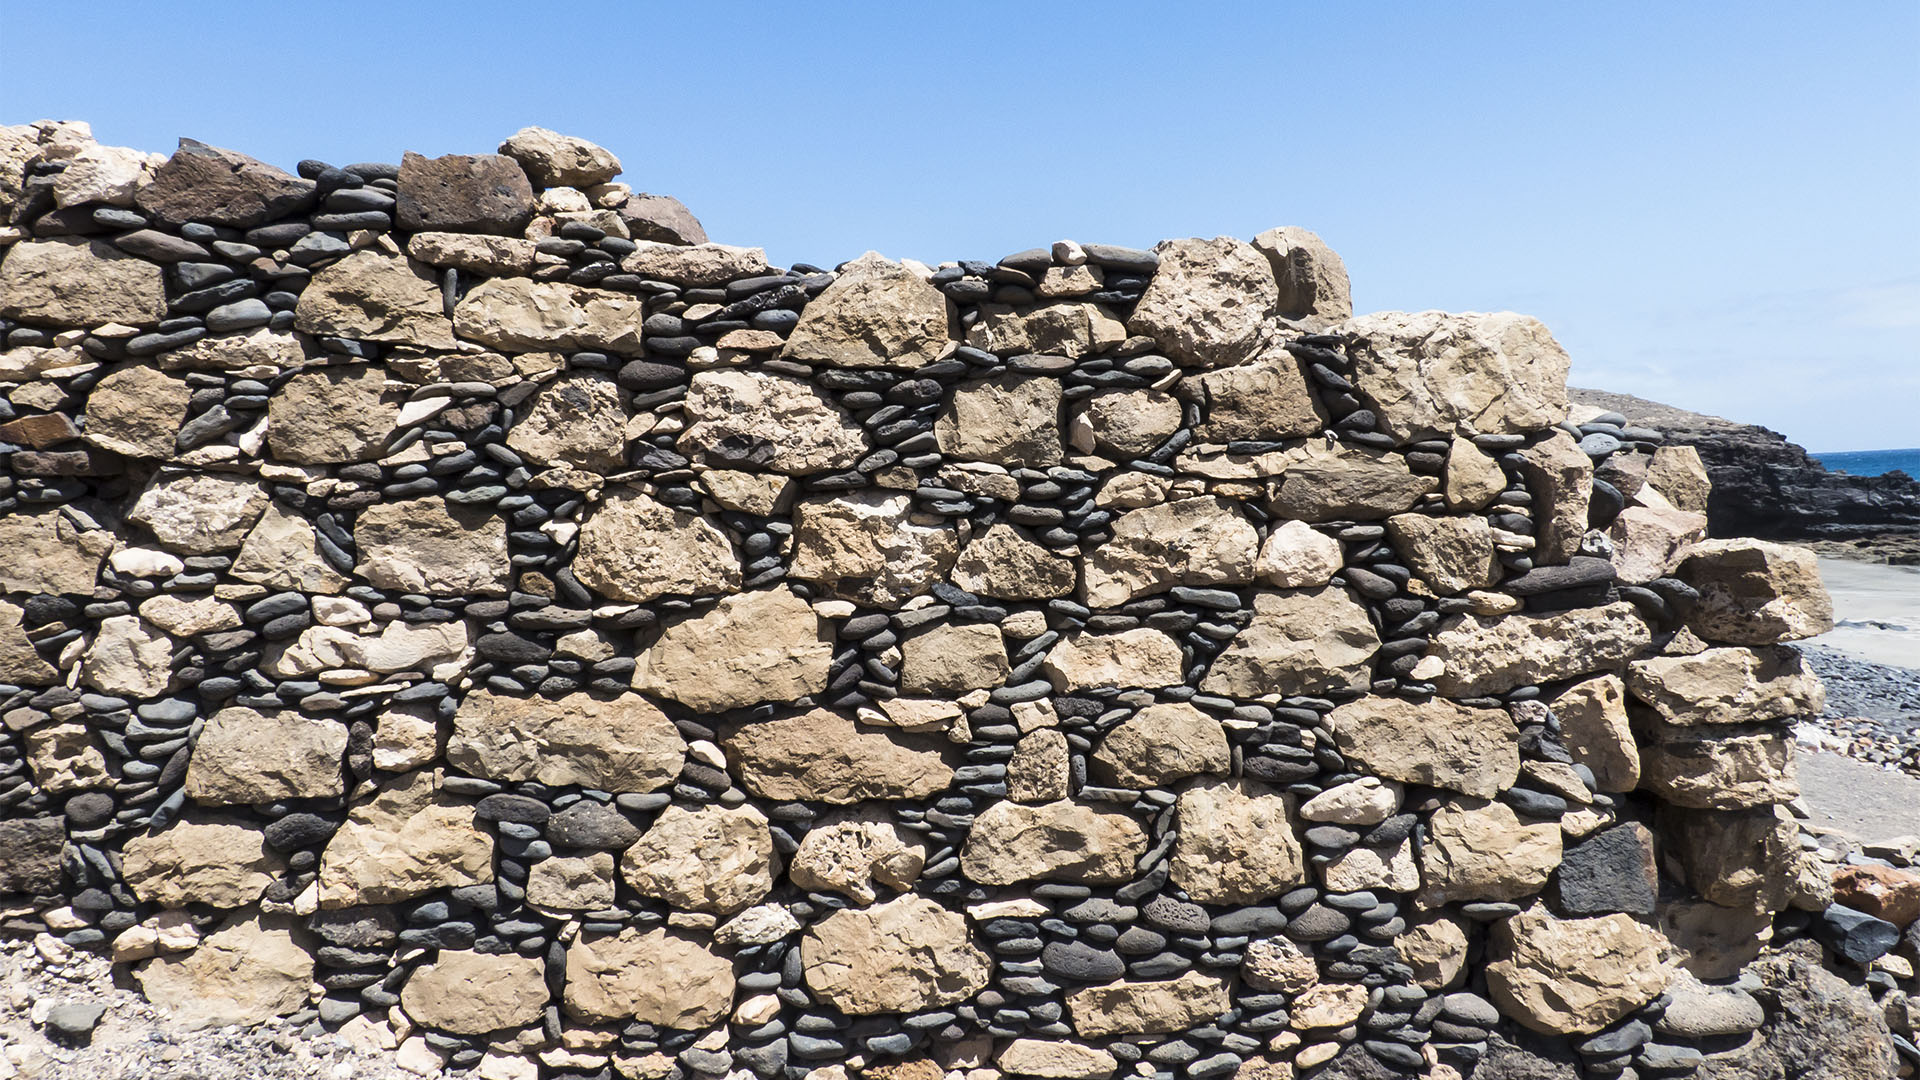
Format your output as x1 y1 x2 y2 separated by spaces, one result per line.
1832 864 1920 929
395 151 535 235
136 138 316 228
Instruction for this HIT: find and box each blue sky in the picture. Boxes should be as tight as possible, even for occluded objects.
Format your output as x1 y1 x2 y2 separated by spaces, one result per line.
5 2 1915 451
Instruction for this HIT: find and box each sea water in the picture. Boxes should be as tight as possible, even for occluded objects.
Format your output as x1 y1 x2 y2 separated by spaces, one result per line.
1813 448 1920 479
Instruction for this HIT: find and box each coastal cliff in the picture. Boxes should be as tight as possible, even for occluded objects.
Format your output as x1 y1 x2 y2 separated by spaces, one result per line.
1572 387 1920 548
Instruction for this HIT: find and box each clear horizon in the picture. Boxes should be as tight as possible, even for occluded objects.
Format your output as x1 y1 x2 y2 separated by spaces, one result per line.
4 1 1914 452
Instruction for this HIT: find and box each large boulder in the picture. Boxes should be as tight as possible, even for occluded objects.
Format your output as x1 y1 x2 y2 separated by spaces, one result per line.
1426 602 1651 697
1639 724 1798 809
633 587 832 711
1168 780 1306 904
449 691 686 792
401 949 549 1035
395 150 535 235
936 373 1063 467
801 895 990 1014
497 126 621 188
1676 538 1834 645
1066 971 1232 1037
1127 237 1276 368
266 364 398 464
353 495 509 597
678 369 866 474
573 488 740 602
563 927 736 1027
1607 504 1709 584
618 193 708 245
136 914 312 1030
1336 311 1570 443
0 238 167 327
783 252 954 369
789 491 958 608
1200 587 1380 697
505 372 629 471
1418 798 1563 903
1326 696 1520 798
136 139 315 227
183 707 347 803
621 802 776 915
961 800 1149 885
1267 444 1437 521
1081 497 1257 607
1693 953 1899 1080
293 251 457 348
318 770 493 908
450 277 646 354
723 709 954 803
1626 646 1825 726
1486 906 1672 1036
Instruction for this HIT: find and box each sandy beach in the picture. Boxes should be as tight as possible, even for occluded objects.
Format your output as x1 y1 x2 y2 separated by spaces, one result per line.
1806 556 1920 669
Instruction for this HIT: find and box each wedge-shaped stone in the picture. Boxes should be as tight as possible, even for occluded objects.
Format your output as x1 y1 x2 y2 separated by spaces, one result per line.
402 949 548 1036
1169 779 1306 905
0 506 113 594
789 491 958 608
268 363 398 464
136 914 312 1031
1607 504 1708 584
724 708 954 803
1676 538 1833 645
294 251 456 348
1127 237 1276 368
1553 675 1639 792
1487 906 1672 1036
936 373 1063 467
621 802 775 915
121 815 285 909
1418 798 1562 904
1426 602 1651 697
0 600 55 685
85 365 190 458
1043 627 1186 692
1386 513 1501 595
1639 724 1798 810
634 587 831 711
1326 696 1521 799
1627 646 1824 726
1646 445 1711 513
129 471 268 554
961 800 1149 885
678 369 866 474
1268 444 1436 522
449 691 685 792
1066 971 1232 1037
0 238 167 327
1201 586 1379 697
1081 497 1258 607
1517 430 1592 565
506 372 629 471
184 706 347 804
231 502 350 594
1337 310 1570 443
574 488 739 602
1092 703 1229 788
564 927 735 1028
354 495 509 597
319 770 493 908
783 252 953 369
1254 226 1352 323
951 523 1078 600
498 126 622 188
802 894 990 1014
1445 436 1507 511
137 138 315 228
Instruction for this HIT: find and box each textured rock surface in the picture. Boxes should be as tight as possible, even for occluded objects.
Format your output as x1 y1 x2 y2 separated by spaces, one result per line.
1427 602 1651 696
1091 703 1229 787
679 369 866 474
1338 311 1570 443
620 802 776 915
1127 237 1276 368
724 709 954 803
1626 646 1825 726
962 801 1150 885
448 690 685 791
1486 907 1673 1035
1326 696 1520 798
183 707 347 803
1268 445 1437 521
784 252 953 369
1201 587 1380 697
506 372 629 470
1066 971 1233 1037
401 949 548 1035
633 587 831 711
136 915 312 1030
294 250 456 348
1082 497 1257 606
353 495 509 596
1418 798 1563 903
789 491 958 607
573 487 740 602
563 927 736 1027
801 895 991 1014
1677 538 1835 644
317 770 492 907
120 816 285 908
1168 780 1306 904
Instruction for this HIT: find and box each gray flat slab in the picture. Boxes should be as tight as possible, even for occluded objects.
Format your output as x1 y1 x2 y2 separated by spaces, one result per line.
1797 750 1920 845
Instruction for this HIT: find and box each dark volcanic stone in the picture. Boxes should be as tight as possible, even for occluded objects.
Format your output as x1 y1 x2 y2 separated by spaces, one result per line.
136 138 317 228
476 793 551 825
0 818 66 894
395 151 535 236
45 1002 106 1045
547 801 642 850
1552 823 1657 915
619 193 708 246
1504 556 1617 597
63 792 114 829
1041 941 1125 981
1816 903 1900 965
1474 1030 1580 1079
263 813 339 852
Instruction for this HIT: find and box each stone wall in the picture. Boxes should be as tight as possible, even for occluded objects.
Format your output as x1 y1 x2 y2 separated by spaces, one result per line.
0 120 1900 1080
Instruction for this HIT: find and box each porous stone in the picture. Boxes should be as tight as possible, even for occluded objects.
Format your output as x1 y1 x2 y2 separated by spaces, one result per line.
293 251 457 349
1081 497 1258 607
0 238 167 328
936 373 1063 467
802 894 989 1014
395 150 535 235
406 232 538 276
449 691 686 792
526 852 617 911
967 301 1126 359
1091 703 1229 788
789 491 958 608
1241 936 1319 993
318 770 493 908
1662 805 1801 916
353 495 509 596
619 242 767 286
402 949 548 1035
1386 513 1501 595
1552 675 1639 792
1290 982 1370 1029
564 927 736 1028
0 507 114 594
129 471 269 554
24 722 107 793
1486 906 1672 1035
789 808 928 905
574 488 740 602
1200 587 1381 697
1426 602 1651 696
1190 347 1324 443
184 707 348 804
997 1039 1118 1080
136 915 312 1030
621 802 776 915
633 587 831 712
506 372 628 471
723 708 954 803
1300 777 1400 826
1676 538 1834 645
1337 311 1570 443
1043 627 1187 691
1007 728 1072 803
783 252 954 369
137 139 315 227
1553 822 1658 916
84 365 190 458
1268 445 1438 521
1646 445 1711 514
1255 519 1344 588
1418 798 1562 904
230 502 350 594
451 278 645 354
1832 864 1920 928
1639 725 1798 809
1626 646 1824 726
678 369 866 474
1399 914 1471 990
1607 504 1708 584
1066 970 1233 1037
1253 226 1351 323
160 327 308 370
899 621 1010 695
267 364 398 464
1127 237 1277 368
1516 431 1593 565
1073 388 1183 456
121 815 285 908
951 523 1078 600
1169 780 1307 905
961 800 1150 885
498 126 622 188
79 615 172 698
1326 696 1520 798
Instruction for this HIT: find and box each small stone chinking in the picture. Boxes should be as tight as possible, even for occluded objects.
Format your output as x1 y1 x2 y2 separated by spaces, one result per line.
0 119 1907 1080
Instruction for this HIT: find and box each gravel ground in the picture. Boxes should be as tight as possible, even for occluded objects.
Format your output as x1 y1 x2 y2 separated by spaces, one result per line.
0 935 413 1080
1796 644 1920 776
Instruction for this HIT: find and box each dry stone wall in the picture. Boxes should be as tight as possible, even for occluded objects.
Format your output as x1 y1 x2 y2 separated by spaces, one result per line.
0 120 1899 1080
